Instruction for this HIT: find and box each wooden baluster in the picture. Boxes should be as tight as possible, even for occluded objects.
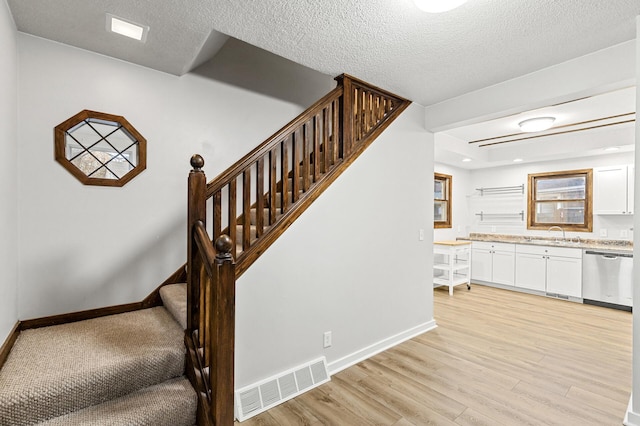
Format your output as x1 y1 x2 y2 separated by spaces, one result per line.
243 169 251 251
291 131 300 202
370 92 375 129
213 191 222 243
269 148 277 224
355 87 361 144
332 99 340 163
228 180 237 258
210 235 235 426
187 154 206 334
339 76 353 157
302 122 311 191
280 140 289 212
313 114 320 182
201 262 210 365
323 107 330 173
255 157 264 237
363 90 370 136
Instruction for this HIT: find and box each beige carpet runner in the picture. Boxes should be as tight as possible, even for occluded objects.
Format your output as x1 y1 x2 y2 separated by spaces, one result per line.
0 300 195 426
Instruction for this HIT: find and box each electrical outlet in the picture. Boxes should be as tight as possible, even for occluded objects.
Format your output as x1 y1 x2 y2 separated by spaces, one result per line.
621 229 629 238
600 229 608 237
491 226 497 232
419 229 425 241
323 331 332 348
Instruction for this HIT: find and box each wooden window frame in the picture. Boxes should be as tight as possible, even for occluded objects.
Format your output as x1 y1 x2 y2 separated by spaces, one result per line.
434 173 452 229
54 110 147 187
527 169 593 232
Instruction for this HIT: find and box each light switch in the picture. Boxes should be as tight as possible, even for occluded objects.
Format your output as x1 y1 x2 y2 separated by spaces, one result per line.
419 229 425 241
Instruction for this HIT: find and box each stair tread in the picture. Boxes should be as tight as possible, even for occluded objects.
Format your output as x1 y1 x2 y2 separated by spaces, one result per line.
160 283 187 330
38 376 196 426
0 307 185 425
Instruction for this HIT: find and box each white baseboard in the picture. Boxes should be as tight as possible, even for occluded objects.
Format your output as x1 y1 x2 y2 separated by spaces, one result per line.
327 319 437 375
625 395 640 426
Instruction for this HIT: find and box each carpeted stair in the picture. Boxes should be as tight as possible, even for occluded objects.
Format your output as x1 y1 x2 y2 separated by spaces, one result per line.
0 291 194 426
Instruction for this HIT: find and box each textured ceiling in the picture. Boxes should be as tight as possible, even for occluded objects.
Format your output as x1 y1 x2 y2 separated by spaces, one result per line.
8 0 640 106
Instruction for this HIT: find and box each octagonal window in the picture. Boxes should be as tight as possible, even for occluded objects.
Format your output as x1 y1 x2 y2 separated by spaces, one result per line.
55 110 147 187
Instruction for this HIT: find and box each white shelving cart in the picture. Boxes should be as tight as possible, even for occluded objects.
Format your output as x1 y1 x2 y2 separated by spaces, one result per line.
433 241 472 295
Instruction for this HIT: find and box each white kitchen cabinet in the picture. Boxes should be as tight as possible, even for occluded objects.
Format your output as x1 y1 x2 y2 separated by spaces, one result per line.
594 165 634 215
515 244 582 297
546 255 582 298
471 242 515 286
515 251 546 292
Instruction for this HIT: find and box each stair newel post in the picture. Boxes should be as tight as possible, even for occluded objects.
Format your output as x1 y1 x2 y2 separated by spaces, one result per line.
336 74 353 158
211 235 236 426
187 154 206 334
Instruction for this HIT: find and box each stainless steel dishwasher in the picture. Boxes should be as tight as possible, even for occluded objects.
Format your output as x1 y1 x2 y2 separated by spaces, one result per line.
582 249 633 311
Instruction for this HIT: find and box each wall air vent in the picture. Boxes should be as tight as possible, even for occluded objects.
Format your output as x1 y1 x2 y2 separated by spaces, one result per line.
235 357 330 422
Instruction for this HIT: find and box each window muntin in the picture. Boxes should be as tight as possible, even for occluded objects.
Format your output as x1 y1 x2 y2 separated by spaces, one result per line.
55 110 146 187
527 169 592 231
434 173 452 228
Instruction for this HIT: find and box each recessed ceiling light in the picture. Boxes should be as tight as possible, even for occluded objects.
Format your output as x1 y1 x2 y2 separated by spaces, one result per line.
518 117 555 133
107 14 148 42
513 158 523 162
462 158 472 162
604 146 620 152
413 0 468 13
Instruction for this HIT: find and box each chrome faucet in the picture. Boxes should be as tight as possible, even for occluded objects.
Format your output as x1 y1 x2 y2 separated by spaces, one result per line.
548 226 565 242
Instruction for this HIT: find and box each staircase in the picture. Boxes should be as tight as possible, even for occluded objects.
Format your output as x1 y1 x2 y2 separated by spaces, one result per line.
0 74 410 426
186 74 410 425
0 288 192 425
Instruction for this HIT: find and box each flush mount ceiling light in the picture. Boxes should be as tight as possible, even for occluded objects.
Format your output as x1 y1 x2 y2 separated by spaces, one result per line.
462 158 472 162
106 14 149 42
604 146 620 152
518 117 556 133
413 0 468 13
513 158 523 162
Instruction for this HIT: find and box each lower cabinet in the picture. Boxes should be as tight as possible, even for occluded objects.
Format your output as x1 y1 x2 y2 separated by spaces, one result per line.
514 252 546 292
471 242 515 286
515 245 582 298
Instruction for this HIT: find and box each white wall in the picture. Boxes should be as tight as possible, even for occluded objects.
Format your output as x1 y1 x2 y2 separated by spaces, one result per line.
433 162 471 241
0 0 18 343
235 103 434 387
464 152 635 240
16 34 335 319
16 34 435 389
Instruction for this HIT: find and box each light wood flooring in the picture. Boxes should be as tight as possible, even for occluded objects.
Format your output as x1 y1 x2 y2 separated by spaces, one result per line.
237 285 632 425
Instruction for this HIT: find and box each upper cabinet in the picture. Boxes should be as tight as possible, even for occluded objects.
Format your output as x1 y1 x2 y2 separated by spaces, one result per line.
594 165 634 215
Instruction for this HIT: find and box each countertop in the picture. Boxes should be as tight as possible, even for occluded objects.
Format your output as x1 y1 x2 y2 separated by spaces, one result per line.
458 233 633 253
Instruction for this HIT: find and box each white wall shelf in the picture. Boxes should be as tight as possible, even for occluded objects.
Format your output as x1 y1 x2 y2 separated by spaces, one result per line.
476 184 524 196
474 211 524 222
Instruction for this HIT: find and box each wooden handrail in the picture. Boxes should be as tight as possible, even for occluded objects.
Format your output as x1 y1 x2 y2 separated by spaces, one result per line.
185 74 410 425
194 221 216 277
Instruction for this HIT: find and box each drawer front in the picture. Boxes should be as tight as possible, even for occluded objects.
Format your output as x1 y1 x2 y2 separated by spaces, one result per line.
472 242 515 252
544 246 581 258
515 244 581 258
516 244 548 255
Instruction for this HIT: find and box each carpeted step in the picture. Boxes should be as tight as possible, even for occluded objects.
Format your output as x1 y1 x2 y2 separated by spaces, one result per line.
0 307 186 425
160 283 187 330
38 376 196 426
235 224 257 244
